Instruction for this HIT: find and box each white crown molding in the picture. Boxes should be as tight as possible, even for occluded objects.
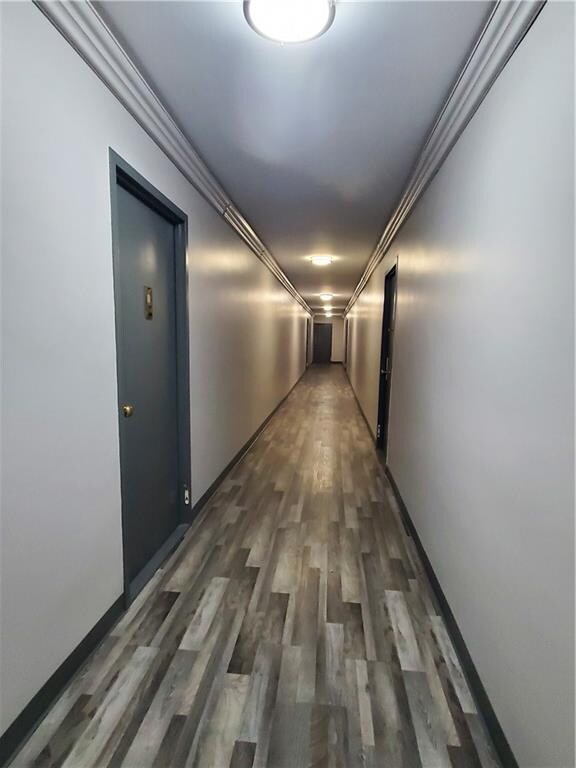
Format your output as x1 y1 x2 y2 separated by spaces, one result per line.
33 0 312 315
344 0 545 315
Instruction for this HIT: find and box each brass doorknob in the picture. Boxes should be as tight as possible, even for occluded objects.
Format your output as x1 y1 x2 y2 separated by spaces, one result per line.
122 404 134 418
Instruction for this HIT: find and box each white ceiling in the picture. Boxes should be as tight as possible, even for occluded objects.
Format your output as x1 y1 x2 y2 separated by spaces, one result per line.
96 0 492 312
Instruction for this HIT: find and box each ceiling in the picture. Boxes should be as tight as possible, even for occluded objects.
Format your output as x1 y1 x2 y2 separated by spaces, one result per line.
96 0 492 313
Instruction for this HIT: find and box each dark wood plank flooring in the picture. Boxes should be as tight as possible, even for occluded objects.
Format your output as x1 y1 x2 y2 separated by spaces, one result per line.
10 365 500 768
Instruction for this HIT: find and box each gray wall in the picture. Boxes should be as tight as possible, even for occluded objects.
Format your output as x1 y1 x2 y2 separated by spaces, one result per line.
346 4 574 765
0 2 307 734
330 317 345 362
307 316 314 366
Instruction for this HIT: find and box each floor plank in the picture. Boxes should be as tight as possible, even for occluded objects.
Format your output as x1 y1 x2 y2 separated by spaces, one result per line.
9 365 500 768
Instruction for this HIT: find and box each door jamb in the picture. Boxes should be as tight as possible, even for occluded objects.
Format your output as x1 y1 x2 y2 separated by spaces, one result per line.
109 149 192 604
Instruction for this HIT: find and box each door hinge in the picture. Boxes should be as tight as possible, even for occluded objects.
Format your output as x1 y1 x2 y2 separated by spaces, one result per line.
377 424 382 439
184 487 190 506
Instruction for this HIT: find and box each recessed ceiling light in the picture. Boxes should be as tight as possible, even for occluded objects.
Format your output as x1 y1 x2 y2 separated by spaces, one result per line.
319 293 333 301
323 305 333 312
325 312 333 318
244 0 335 44
310 255 333 266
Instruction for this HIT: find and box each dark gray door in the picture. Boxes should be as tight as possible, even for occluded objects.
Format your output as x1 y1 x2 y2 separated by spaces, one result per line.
313 323 332 363
116 184 181 589
377 267 397 453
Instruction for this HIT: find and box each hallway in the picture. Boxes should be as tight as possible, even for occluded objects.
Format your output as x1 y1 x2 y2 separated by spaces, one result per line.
1 2 574 764
11 366 498 768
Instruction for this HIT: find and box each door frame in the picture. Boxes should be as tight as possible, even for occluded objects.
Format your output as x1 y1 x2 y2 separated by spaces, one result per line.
376 263 398 455
109 149 192 602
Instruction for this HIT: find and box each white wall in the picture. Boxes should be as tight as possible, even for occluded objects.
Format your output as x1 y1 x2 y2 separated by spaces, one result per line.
0 2 307 734
346 4 574 765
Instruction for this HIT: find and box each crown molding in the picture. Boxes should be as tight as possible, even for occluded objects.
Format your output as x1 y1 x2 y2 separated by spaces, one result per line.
33 0 312 315
222 205 310 309
345 0 546 315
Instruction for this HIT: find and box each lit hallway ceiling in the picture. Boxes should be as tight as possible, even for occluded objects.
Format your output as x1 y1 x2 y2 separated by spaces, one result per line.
95 1 493 313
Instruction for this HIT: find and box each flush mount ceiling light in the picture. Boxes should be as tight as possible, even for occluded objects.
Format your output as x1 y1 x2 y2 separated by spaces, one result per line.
310 255 333 267
325 312 333 317
319 293 333 301
244 0 335 44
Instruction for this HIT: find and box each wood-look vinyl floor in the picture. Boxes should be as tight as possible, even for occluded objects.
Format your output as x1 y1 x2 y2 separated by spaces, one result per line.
10 365 501 768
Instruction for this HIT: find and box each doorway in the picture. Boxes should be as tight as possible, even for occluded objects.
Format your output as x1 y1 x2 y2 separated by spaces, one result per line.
313 322 332 363
110 151 191 602
306 317 311 366
376 266 397 455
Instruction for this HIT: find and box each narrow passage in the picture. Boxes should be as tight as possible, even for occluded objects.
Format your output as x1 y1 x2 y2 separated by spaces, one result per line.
12 365 499 768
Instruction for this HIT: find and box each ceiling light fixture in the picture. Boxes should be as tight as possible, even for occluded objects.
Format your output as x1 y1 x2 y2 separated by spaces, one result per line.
325 312 333 318
244 0 335 44
310 255 333 267
319 293 333 301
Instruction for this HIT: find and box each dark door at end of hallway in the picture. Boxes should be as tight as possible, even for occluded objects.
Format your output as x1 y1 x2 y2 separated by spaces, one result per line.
377 266 397 454
114 181 184 597
313 322 332 363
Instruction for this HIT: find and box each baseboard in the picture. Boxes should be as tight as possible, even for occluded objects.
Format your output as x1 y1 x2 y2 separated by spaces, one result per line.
384 467 519 768
127 523 189 604
190 366 307 517
343 365 377 441
0 595 124 767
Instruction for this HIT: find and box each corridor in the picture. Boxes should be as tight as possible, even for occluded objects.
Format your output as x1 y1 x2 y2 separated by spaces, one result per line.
10 366 498 768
